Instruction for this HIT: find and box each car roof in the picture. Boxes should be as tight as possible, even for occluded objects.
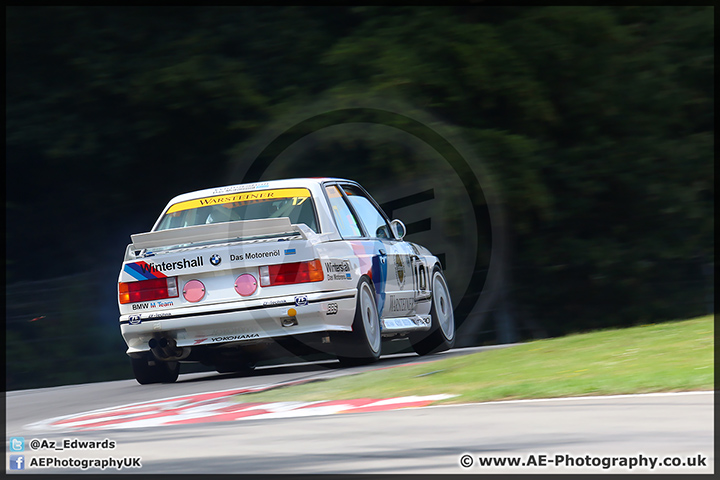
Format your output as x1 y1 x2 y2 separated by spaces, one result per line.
166 177 354 204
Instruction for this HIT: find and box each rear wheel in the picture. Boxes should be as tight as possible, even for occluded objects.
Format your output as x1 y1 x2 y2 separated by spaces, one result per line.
410 267 455 355
333 277 382 366
131 354 180 385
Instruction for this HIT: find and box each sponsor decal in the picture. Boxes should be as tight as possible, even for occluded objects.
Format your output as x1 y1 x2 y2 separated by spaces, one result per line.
131 300 175 310
389 295 415 312
230 250 281 262
148 312 172 319
384 318 417 328
125 256 203 280
244 250 280 260
166 188 311 214
284 248 297 255
209 327 256 336
211 333 260 342
294 295 308 307
262 299 287 306
329 272 353 281
325 260 351 273
124 261 166 280
395 255 407 289
211 182 269 195
128 315 141 325
326 260 353 280
326 302 339 315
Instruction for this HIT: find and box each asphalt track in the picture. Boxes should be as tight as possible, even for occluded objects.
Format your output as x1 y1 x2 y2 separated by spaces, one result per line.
5 346 714 474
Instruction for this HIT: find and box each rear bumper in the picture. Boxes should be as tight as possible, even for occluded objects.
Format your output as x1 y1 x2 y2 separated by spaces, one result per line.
119 289 357 354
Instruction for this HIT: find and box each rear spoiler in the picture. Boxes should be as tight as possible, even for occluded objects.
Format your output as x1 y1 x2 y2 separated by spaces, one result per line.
130 218 312 250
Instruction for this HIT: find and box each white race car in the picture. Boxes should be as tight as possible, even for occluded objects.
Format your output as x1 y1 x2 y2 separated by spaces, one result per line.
118 178 455 384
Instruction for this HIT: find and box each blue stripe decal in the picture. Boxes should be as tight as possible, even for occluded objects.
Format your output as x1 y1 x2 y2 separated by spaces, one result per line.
124 264 150 281
123 262 164 281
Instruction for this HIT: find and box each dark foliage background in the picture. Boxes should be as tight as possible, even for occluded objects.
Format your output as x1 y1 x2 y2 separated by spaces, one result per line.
6 6 713 389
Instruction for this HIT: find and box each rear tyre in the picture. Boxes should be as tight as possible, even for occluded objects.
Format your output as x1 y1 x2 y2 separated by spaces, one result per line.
131 354 180 385
333 277 382 367
410 267 455 356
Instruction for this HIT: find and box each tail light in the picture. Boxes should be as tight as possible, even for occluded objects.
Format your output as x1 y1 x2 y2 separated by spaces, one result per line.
119 277 179 304
259 260 324 287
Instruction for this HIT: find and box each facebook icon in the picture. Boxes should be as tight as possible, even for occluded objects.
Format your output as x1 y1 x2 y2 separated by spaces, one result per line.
10 455 25 470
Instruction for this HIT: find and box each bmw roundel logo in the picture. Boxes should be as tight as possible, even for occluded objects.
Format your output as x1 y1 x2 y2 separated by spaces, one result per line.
210 254 222 266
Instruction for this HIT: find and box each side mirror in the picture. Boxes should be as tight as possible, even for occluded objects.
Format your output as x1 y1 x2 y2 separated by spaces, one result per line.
390 219 406 240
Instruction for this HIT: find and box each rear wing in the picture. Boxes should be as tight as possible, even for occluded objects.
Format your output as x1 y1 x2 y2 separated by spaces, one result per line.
130 218 313 250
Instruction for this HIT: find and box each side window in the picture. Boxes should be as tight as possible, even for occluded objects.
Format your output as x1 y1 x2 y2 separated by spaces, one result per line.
342 185 392 239
324 185 362 238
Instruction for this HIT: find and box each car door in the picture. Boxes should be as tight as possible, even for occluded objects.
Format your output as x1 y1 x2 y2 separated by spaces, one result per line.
337 183 417 319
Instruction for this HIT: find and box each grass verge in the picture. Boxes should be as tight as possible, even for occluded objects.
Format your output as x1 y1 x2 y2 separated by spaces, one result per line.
235 315 714 405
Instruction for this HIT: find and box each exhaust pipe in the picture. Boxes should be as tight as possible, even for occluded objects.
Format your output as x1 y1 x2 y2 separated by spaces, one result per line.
148 336 189 361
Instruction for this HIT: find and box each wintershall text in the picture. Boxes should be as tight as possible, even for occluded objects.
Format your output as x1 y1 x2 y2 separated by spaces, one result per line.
141 256 203 273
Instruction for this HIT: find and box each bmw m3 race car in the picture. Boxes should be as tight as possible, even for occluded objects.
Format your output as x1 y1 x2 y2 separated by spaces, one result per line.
118 178 455 384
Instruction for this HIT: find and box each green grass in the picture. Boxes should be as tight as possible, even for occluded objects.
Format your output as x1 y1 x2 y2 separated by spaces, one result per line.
235 315 714 405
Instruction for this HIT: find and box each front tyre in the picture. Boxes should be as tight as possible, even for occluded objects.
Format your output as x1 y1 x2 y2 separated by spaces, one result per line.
410 267 455 356
333 276 382 366
131 354 180 385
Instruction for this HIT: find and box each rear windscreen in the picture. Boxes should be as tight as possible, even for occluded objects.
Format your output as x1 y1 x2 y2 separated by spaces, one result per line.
156 188 318 233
